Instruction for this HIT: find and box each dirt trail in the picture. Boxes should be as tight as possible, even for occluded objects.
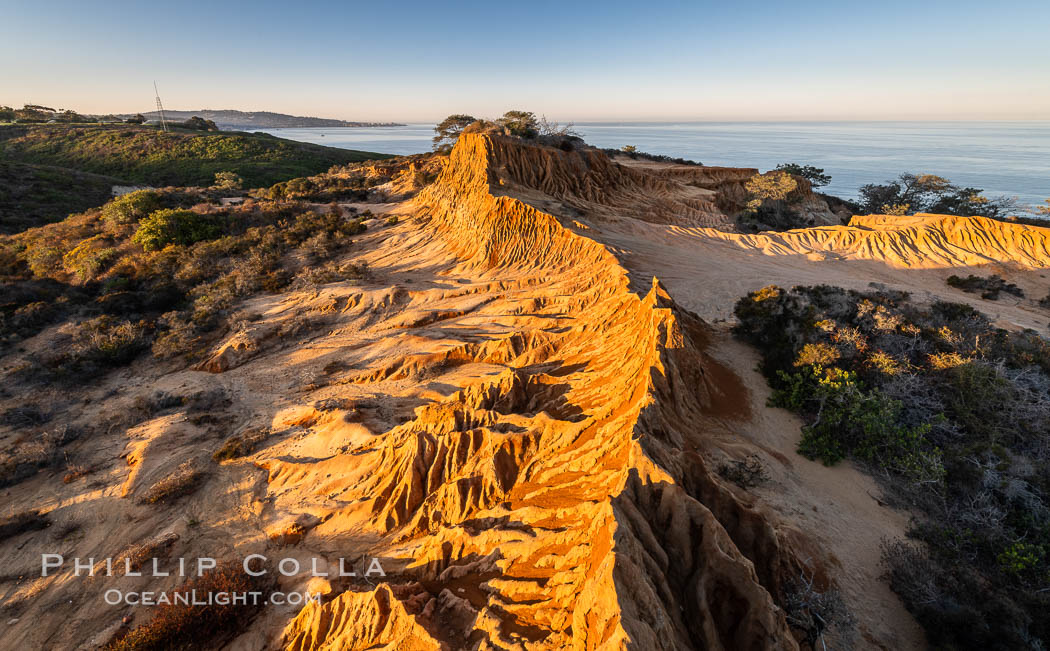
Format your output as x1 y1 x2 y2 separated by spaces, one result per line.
702 333 926 649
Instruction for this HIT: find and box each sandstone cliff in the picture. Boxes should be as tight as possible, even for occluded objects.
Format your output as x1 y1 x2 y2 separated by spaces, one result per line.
7 132 1049 651
278 134 812 649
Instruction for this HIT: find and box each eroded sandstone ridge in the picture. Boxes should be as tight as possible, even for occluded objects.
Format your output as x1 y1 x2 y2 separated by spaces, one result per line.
10 131 1050 651
693 212 1050 269
278 134 811 649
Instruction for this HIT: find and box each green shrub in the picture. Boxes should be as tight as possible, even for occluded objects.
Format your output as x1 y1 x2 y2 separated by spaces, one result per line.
212 171 243 190
773 366 942 481
941 361 1014 447
24 244 63 277
997 541 1043 576
101 190 161 225
5 194 380 379
62 234 118 281
946 273 1024 300
132 209 221 251
736 284 1050 649
0 125 392 187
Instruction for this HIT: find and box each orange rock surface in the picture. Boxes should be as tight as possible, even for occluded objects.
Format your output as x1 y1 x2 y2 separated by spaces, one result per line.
6 133 1050 650
273 134 808 649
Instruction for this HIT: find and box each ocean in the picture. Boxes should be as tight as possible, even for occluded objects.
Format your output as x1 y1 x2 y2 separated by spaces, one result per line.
254 122 1050 208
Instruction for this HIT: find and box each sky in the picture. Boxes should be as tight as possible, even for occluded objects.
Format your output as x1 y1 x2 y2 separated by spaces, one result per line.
2 0 1049 122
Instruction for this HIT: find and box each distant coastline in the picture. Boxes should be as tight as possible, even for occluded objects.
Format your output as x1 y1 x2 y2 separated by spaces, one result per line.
122 109 403 130
258 122 1049 208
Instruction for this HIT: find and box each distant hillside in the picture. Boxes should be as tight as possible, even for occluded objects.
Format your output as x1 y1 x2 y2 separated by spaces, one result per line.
126 109 403 129
0 124 393 189
0 160 124 233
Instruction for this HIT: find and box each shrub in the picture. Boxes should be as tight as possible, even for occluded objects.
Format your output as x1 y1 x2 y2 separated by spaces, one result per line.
132 209 221 251
745 171 797 210
773 366 942 481
881 538 1047 650
212 171 243 190
946 273 1024 300
24 244 63 277
941 361 1014 447
858 173 1017 218
0 427 82 488
212 428 268 462
5 194 378 382
0 125 391 187
997 541 1043 576
0 405 50 427
63 464 91 483
782 571 855 649
151 311 203 359
794 342 840 367
182 116 218 131
717 455 768 489
10 317 149 383
71 316 149 367
867 350 903 376
0 509 49 541
101 190 162 225
775 163 831 188
139 460 205 504
103 559 274 651
736 284 1050 648
736 201 811 233
113 533 179 574
62 234 118 281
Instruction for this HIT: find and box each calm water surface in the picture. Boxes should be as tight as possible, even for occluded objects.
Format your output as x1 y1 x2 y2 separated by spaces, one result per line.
255 122 1050 208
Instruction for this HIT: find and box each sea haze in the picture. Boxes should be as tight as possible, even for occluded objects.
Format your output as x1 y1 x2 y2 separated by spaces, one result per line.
254 122 1050 208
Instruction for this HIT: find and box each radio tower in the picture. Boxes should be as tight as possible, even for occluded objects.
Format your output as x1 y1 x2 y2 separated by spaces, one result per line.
153 82 169 132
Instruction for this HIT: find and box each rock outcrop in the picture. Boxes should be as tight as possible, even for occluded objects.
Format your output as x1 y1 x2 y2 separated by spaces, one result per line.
21 132 1038 649
698 212 1050 269
276 134 811 649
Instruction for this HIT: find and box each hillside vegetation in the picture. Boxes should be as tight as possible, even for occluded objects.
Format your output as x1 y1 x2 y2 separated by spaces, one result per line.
0 164 411 380
0 160 124 233
130 109 403 129
5 126 1050 650
735 285 1050 649
0 125 392 188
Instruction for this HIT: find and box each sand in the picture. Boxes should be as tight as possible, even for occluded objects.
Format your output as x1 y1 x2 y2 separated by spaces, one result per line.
4 132 1050 650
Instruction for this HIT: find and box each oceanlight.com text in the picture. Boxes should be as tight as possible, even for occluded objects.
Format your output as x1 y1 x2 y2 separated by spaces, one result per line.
102 589 322 607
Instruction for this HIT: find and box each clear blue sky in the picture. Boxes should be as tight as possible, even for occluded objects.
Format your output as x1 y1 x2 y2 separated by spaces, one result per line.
2 0 1048 122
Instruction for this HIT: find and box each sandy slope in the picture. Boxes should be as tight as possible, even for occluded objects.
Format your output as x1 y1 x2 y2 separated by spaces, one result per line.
597 217 1050 331
3 133 1050 650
